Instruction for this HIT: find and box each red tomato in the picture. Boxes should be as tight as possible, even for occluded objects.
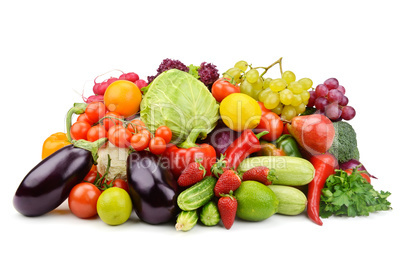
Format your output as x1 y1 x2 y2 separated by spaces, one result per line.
344 169 371 183
130 132 150 151
139 129 152 140
155 126 172 143
77 113 94 125
255 102 283 141
149 137 166 155
87 125 108 142
71 121 91 140
68 182 101 219
101 111 123 131
85 101 107 124
126 119 146 133
83 170 98 184
211 78 240 102
282 123 290 135
111 179 129 193
108 125 132 148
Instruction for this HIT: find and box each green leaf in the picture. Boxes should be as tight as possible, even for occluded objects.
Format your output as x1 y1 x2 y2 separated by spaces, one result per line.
319 169 392 219
188 64 200 79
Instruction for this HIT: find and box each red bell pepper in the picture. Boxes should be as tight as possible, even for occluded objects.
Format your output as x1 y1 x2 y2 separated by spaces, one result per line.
162 129 216 178
211 129 267 177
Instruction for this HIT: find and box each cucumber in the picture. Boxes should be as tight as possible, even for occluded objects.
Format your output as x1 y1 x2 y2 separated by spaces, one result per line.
177 176 217 211
199 200 220 226
237 156 314 186
175 210 198 231
268 185 307 215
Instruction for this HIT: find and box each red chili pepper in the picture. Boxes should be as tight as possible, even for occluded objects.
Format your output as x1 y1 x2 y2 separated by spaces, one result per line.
307 153 338 226
161 129 216 178
211 129 268 177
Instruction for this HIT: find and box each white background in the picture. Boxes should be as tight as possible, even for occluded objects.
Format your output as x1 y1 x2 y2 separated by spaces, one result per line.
1 0 401 267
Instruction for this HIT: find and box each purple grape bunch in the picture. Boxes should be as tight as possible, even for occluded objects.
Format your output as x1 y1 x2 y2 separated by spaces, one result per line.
307 78 356 121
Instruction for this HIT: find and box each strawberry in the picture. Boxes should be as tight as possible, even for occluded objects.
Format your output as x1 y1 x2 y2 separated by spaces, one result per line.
241 166 276 185
218 193 237 230
177 160 206 187
214 169 241 197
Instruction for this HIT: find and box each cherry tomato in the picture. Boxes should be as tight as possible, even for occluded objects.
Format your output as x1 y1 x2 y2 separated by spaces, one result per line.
85 101 107 123
139 129 152 140
77 113 94 125
211 77 240 102
108 125 132 148
85 101 107 124
83 170 98 184
68 182 101 219
87 125 108 142
71 121 91 140
155 126 172 143
344 169 371 184
130 132 150 151
256 102 283 142
111 179 129 193
149 136 166 155
126 119 146 133
101 111 123 131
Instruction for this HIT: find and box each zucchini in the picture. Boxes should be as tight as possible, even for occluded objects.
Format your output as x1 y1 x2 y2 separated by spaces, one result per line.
175 210 198 231
237 156 314 186
177 176 217 211
268 185 307 215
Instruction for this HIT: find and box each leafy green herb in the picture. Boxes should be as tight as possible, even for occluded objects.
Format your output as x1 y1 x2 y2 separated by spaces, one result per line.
320 168 391 218
188 64 200 79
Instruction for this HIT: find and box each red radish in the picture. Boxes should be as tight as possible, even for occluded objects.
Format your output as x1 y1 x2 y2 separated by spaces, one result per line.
93 81 108 95
84 94 104 103
135 79 148 90
119 72 139 83
93 77 119 95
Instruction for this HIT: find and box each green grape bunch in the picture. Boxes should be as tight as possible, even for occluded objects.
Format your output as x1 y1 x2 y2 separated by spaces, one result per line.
222 58 314 121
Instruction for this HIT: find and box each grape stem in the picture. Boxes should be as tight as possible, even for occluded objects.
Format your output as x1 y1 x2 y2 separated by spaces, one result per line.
252 57 283 77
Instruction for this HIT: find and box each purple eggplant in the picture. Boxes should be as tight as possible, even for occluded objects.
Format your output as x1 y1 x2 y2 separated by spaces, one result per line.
199 120 241 157
127 151 178 225
13 144 94 217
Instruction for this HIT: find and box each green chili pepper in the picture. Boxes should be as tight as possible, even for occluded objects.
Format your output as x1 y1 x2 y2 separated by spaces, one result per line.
275 134 302 158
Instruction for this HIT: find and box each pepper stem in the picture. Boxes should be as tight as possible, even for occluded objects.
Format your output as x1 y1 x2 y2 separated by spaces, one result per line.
255 131 269 140
178 128 205 149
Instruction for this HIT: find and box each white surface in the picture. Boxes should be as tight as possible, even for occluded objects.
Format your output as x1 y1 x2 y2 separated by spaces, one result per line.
1 1 401 267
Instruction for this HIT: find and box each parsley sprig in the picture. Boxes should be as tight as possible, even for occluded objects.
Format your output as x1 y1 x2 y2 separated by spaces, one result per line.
320 168 392 218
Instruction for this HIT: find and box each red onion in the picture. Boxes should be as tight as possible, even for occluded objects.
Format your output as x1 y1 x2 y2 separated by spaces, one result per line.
339 159 378 179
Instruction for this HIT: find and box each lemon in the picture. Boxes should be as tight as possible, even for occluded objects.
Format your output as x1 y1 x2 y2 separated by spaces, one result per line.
219 93 262 131
234 181 279 221
97 187 132 226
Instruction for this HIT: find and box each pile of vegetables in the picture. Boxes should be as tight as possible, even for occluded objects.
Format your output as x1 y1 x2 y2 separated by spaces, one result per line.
13 58 392 231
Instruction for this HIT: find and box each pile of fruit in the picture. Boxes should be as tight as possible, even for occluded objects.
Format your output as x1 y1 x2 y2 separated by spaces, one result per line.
13 58 391 231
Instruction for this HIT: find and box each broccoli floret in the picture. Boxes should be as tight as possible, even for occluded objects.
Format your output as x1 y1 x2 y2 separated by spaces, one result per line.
328 121 360 163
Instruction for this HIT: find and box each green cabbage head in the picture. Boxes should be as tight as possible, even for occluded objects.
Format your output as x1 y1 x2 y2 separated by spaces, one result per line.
140 69 220 144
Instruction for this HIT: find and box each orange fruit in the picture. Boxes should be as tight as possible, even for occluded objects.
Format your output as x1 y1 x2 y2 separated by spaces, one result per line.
104 80 142 118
